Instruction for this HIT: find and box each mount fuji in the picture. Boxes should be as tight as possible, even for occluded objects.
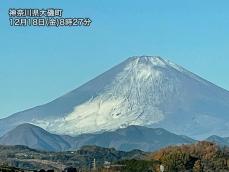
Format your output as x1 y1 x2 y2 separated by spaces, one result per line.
0 56 229 139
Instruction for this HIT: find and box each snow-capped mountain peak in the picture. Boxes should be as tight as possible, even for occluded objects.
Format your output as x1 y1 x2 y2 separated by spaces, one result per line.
0 56 229 139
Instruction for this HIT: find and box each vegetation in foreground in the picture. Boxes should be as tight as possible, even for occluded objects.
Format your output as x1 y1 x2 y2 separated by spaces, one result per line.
148 141 229 172
2 141 229 171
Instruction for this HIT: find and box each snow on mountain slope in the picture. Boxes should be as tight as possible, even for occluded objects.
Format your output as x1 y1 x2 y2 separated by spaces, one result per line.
0 56 229 139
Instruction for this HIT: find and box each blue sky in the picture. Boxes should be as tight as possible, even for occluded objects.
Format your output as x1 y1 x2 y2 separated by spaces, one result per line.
0 0 229 118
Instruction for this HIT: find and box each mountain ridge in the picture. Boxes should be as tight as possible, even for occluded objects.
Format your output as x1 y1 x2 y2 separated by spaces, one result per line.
206 135 229 147
0 123 196 152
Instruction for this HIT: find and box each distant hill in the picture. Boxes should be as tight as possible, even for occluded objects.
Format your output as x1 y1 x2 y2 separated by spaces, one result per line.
206 135 229 147
0 123 195 152
73 125 196 152
0 123 71 151
0 144 145 171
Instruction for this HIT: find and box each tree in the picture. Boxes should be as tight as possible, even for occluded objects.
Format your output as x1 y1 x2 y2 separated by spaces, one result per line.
193 160 203 172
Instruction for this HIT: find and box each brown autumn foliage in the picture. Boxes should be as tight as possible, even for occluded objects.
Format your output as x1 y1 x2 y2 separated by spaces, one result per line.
147 141 229 172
